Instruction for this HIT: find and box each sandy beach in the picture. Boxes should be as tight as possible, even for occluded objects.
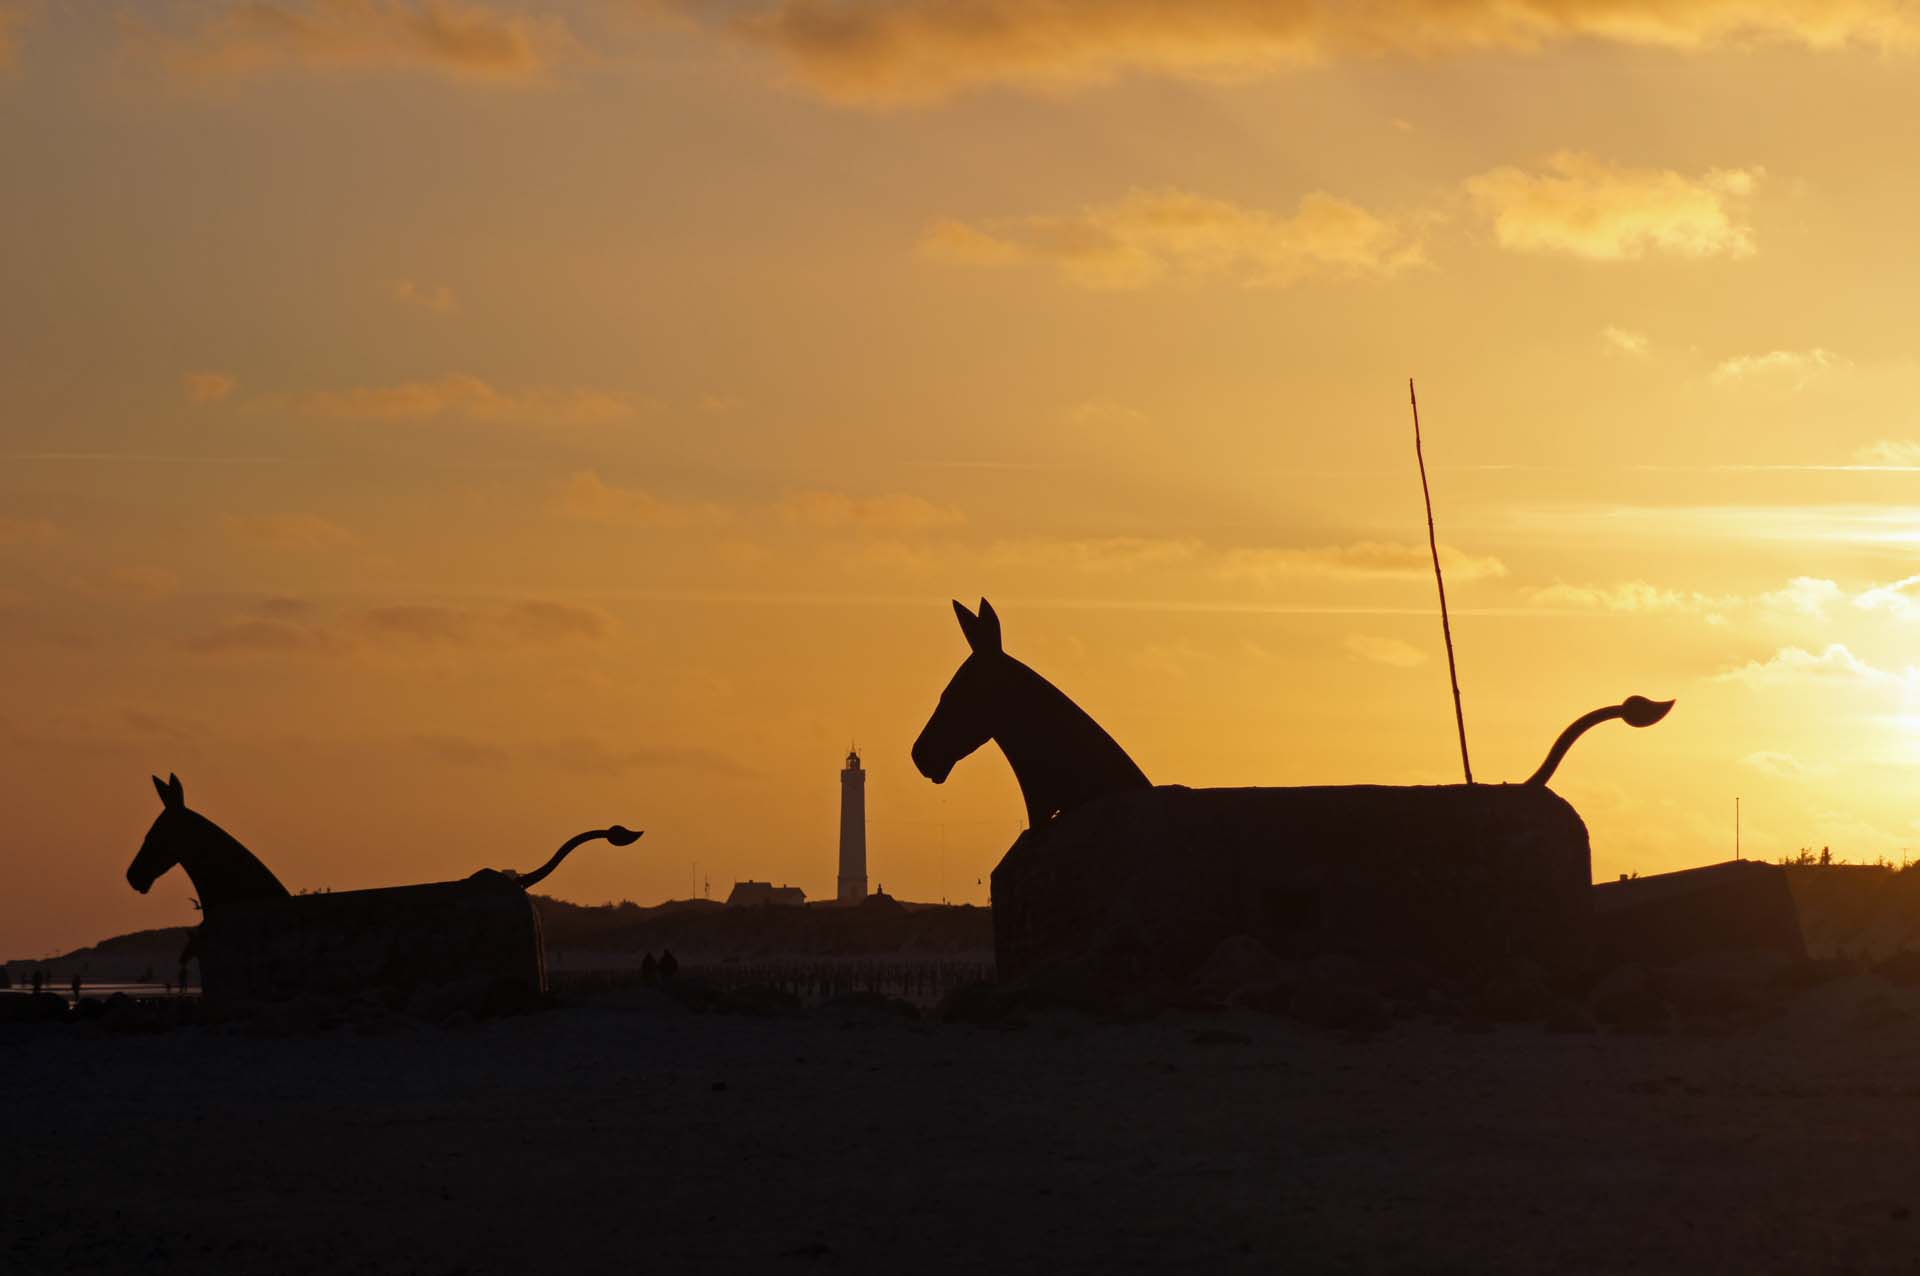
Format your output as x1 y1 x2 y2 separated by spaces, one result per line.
8 975 1920 1275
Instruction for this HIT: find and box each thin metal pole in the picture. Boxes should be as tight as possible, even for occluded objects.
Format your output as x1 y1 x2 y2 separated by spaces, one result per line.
1736 797 1741 861
1411 378 1472 784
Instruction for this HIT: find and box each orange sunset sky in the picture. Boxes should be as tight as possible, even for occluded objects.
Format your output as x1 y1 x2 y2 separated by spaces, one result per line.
7 2 1920 957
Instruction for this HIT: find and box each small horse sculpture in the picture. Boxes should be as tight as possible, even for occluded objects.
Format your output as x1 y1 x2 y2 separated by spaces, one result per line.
913 598 1672 824
127 774 640 1004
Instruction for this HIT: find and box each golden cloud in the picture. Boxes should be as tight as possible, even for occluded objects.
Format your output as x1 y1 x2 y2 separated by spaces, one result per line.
923 188 1425 290
0 516 56 547
1601 326 1650 356
987 536 1204 573
385 279 458 314
141 0 578 86
363 600 611 645
1216 541 1507 584
1717 643 1920 688
186 617 331 654
556 471 733 529
0 3 33 69
777 490 966 532
1345 634 1428 668
1528 580 1732 613
221 512 357 548
110 566 183 600
301 374 631 426
1465 152 1762 260
1710 347 1844 387
183 371 237 404
737 1 1916 106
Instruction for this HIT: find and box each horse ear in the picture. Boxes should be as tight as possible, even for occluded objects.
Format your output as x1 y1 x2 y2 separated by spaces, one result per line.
165 774 184 808
952 598 979 648
974 598 1002 652
152 774 170 806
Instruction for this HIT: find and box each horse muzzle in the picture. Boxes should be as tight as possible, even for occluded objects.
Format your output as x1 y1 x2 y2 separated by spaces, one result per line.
911 742 953 784
127 868 153 895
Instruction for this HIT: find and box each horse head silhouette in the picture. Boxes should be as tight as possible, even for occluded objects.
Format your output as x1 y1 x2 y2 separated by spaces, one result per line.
127 774 290 908
911 598 1152 828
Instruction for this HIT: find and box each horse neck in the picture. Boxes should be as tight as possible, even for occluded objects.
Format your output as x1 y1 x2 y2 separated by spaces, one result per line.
175 812 290 911
992 658 1151 827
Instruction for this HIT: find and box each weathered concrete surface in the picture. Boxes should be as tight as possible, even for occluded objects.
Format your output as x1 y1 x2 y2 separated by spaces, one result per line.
991 783 1592 1002
200 872 545 1005
1593 860 1807 969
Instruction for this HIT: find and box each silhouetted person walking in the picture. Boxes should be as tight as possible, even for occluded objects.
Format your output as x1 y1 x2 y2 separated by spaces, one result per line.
659 949 679 979
641 952 658 985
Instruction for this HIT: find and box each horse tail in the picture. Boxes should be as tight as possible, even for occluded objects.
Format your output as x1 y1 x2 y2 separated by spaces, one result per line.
1524 697 1674 788
503 826 643 890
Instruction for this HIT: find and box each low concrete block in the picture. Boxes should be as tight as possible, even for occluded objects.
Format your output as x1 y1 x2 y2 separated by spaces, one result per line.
991 782 1593 1004
1592 860 1807 969
200 872 546 1005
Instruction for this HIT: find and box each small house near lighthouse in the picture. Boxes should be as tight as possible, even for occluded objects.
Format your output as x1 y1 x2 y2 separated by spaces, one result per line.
837 747 868 902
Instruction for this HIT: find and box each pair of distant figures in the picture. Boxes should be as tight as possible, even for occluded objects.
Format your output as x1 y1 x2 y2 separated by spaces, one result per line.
639 950 679 984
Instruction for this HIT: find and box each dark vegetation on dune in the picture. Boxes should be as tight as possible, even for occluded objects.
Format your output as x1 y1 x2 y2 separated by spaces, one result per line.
530 894 994 962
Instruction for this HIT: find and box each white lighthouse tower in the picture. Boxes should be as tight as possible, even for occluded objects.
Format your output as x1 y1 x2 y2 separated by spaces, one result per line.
837 747 868 902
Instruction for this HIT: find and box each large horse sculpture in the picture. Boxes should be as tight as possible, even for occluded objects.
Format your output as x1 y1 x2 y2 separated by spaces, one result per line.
913 599 1676 992
128 774 640 1006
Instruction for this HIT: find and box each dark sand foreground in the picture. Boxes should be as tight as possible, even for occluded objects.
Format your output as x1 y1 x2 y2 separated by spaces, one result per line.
8 979 1920 1274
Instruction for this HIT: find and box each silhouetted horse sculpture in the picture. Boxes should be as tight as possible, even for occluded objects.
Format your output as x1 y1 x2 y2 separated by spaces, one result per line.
913 599 1677 994
915 600 1670 824
126 774 640 1007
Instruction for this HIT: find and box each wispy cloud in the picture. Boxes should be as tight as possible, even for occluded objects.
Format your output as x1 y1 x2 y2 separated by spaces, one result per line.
923 187 1426 290
0 3 31 70
300 374 631 426
385 279 458 314
1528 580 1732 614
362 600 611 646
735 0 1920 107
777 491 966 532
222 513 356 549
183 371 237 404
1466 152 1761 260
186 617 332 654
136 0 579 86
1344 634 1428 668
0 516 56 547
556 471 733 529
1743 751 1804 778
1216 541 1507 584
1508 503 1920 548
1710 347 1844 388
1856 440 1920 467
533 735 756 779
987 536 1204 574
1601 326 1649 356
1717 643 1920 689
